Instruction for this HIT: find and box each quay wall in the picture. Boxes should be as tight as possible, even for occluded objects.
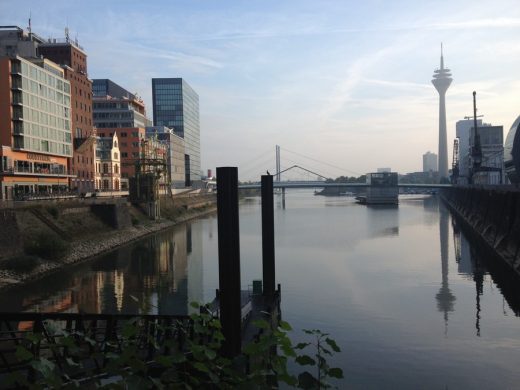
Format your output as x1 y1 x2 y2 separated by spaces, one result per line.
441 187 520 277
0 194 216 290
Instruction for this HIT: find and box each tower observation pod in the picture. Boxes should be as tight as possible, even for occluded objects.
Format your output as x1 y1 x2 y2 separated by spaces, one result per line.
431 44 453 179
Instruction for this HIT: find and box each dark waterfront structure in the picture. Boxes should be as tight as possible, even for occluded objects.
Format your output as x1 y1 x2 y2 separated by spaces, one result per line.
152 78 200 185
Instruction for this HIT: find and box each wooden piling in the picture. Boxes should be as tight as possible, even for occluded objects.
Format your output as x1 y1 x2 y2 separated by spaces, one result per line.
216 167 242 357
261 175 275 297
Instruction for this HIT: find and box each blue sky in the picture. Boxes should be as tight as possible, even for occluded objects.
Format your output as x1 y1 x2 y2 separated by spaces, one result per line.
2 0 520 179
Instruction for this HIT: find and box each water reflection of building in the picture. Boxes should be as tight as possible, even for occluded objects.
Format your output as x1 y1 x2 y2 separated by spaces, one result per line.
451 217 520 336
54 222 205 315
436 203 456 334
366 206 399 238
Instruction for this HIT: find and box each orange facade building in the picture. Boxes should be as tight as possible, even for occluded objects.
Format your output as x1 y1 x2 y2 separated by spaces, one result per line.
0 56 74 199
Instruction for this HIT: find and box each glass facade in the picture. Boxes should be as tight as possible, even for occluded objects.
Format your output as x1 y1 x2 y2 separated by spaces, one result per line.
13 58 72 157
152 78 200 184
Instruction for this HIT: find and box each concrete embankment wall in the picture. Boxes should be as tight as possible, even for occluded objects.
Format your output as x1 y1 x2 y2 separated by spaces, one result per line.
441 187 520 276
0 210 22 259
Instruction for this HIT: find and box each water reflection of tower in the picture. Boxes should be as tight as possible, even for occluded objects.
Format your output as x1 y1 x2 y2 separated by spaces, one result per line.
436 203 456 333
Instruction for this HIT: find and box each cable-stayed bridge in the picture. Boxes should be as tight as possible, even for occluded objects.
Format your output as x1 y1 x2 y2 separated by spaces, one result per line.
235 145 450 190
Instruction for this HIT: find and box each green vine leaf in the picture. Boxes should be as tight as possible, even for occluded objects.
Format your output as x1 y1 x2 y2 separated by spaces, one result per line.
295 355 316 366
325 337 341 353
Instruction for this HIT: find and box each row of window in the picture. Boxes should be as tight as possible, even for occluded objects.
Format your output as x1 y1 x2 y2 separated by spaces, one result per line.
93 112 133 119
20 61 70 94
20 123 71 143
93 102 130 110
20 77 71 105
14 135 71 156
18 91 70 117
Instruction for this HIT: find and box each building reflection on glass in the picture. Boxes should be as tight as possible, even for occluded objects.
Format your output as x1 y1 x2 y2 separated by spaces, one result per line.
436 203 456 334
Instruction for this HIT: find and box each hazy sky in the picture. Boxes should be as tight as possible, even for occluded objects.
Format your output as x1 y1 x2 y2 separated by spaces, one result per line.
2 0 519 180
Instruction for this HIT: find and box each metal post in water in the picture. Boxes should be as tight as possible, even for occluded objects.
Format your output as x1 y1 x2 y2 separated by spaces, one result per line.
216 167 241 357
261 175 275 297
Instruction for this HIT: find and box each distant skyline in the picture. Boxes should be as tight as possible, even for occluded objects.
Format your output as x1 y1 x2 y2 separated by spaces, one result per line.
2 0 519 180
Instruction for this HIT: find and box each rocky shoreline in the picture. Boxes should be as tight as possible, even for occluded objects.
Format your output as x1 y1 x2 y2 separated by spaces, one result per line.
0 206 216 291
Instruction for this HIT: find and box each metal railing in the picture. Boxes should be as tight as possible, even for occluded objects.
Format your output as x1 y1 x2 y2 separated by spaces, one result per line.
0 312 192 384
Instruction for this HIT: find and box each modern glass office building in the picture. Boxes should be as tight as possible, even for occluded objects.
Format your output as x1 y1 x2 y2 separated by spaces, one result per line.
152 78 200 185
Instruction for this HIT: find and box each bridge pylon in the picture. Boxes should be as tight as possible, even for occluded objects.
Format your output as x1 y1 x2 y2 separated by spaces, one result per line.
275 145 281 182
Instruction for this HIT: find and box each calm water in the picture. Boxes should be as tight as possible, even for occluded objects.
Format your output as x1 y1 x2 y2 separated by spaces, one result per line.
1 191 520 389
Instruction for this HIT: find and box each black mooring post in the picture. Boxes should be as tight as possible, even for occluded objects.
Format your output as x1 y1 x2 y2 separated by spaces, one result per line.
261 175 275 297
216 167 242 357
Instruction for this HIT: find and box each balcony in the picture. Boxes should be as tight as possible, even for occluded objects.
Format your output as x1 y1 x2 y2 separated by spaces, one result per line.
10 78 22 90
12 91 23 105
1 163 75 178
12 107 23 120
10 63 21 75
13 122 24 134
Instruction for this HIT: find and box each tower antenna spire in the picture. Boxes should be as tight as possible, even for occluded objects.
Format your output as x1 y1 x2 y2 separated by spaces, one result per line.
440 42 444 70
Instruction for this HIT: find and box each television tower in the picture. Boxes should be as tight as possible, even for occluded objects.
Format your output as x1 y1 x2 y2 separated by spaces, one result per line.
431 43 452 178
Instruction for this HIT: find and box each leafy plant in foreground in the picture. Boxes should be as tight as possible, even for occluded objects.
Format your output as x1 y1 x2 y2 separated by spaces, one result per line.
6 303 343 389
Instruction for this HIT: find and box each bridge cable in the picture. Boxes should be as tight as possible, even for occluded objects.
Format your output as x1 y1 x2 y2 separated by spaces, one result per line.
280 146 362 176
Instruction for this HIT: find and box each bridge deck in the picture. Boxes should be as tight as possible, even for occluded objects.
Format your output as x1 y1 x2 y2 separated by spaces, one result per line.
238 181 452 189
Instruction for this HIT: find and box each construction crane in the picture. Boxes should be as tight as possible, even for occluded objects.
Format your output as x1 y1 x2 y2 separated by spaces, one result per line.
451 138 459 184
468 91 502 184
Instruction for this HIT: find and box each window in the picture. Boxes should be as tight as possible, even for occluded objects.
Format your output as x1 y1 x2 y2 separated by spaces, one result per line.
121 152 128 158
114 164 119 174
121 132 127 137
131 132 139 137
114 152 118 159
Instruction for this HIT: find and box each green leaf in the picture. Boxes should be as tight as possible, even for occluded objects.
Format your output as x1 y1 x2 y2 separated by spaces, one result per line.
156 355 174 367
294 342 311 350
295 355 316 366
325 337 341 353
31 357 56 378
328 367 344 379
252 319 270 329
122 323 138 338
193 361 210 374
298 371 320 389
150 377 165 389
65 357 79 367
15 346 33 361
190 301 200 309
279 320 292 331
278 372 298 386
26 333 42 343
204 348 217 360
172 350 187 363
280 343 296 358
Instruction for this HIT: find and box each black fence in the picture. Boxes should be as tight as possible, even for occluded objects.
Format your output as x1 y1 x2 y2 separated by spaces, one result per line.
0 312 192 386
